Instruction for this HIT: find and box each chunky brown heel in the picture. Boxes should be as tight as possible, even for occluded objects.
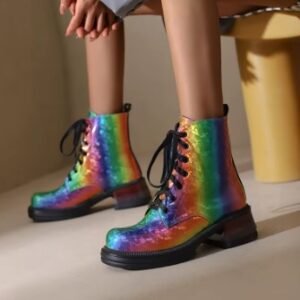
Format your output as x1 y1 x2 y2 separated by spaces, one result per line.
113 178 152 210
207 206 258 249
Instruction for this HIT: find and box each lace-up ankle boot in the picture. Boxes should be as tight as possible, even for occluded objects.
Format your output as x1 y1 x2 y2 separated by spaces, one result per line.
101 105 257 269
28 104 151 222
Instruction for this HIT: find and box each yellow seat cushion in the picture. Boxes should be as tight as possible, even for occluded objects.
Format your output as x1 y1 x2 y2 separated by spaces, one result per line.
223 12 300 40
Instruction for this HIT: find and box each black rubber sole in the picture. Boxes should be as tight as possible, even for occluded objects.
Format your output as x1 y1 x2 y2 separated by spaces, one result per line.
101 205 258 270
28 177 151 222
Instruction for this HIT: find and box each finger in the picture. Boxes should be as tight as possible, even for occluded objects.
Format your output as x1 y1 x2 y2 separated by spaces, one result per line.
102 27 109 37
112 20 122 31
70 2 76 16
84 5 97 32
66 6 86 36
96 13 105 34
107 12 116 32
60 0 73 15
89 30 100 41
76 27 86 39
107 12 116 27
101 13 111 37
106 13 117 35
112 23 118 31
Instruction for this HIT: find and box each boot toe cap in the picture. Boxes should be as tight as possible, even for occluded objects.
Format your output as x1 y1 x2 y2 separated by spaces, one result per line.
105 210 164 252
31 192 54 209
106 228 128 251
106 227 142 252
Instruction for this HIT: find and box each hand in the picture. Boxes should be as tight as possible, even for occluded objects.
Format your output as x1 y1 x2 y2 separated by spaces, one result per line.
60 0 76 16
63 0 121 39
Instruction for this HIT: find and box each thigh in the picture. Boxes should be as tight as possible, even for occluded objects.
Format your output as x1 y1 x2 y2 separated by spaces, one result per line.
130 0 162 15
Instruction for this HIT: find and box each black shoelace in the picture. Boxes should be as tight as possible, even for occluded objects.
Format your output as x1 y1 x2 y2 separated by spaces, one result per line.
146 125 189 213
59 119 89 181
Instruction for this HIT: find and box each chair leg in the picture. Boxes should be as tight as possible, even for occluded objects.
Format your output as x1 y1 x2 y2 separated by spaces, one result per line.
236 37 300 183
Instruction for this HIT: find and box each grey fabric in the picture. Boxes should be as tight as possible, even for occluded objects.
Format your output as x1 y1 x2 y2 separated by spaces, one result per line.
101 0 145 18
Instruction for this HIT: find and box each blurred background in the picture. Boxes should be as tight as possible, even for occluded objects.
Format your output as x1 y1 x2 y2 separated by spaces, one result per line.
0 0 250 194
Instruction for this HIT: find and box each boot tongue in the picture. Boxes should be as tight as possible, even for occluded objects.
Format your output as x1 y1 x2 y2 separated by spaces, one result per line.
178 115 194 133
160 117 191 199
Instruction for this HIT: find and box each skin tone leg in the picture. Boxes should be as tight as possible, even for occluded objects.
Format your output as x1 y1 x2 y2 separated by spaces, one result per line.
143 0 296 120
85 23 125 114
161 0 223 120
130 0 163 15
72 0 296 116
63 0 170 117
84 0 162 115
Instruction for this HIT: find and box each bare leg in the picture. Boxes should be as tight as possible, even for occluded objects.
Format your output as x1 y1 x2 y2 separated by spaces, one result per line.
161 0 223 120
85 23 125 114
85 0 162 115
159 0 293 119
130 0 163 15
86 0 293 116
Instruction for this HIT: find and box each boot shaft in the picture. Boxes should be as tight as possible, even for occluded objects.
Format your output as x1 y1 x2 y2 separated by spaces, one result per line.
167 106 246 225
70 105 142 192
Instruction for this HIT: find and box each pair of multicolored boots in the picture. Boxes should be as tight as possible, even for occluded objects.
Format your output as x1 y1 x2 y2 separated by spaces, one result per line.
28 103 257 270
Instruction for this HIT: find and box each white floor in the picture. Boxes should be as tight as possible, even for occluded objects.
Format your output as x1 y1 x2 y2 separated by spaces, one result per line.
1 156 300 300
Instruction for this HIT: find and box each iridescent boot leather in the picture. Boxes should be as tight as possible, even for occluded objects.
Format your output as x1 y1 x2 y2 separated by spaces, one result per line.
101 105 257 269
28 104 151 222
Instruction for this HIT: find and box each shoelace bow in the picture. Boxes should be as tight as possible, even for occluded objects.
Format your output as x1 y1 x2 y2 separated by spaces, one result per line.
59 119 89 181
146 125 189 213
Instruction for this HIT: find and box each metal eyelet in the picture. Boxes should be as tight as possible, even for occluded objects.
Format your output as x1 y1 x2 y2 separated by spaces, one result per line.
177 183 183 190
183 143 189 149
170 198 176 204
183 156 189 163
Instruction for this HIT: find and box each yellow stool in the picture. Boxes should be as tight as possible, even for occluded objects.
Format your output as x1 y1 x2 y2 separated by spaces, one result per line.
224 12 300 183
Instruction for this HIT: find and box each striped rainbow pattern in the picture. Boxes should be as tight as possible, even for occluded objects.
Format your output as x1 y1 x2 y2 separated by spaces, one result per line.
31 110 141 209
106 109 246 252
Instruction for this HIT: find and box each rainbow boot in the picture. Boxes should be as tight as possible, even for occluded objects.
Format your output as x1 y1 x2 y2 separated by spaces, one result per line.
28 104 151 222
101 105 257 269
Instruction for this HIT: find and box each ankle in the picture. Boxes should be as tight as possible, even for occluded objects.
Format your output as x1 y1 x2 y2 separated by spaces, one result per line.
181 104 224 121
90 104 124 115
